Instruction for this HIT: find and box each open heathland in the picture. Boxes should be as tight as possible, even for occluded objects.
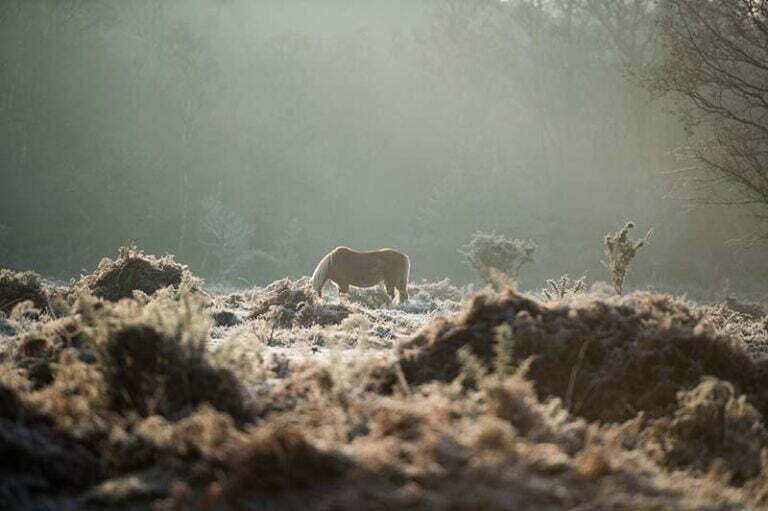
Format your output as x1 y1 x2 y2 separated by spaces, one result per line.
1 250 767 510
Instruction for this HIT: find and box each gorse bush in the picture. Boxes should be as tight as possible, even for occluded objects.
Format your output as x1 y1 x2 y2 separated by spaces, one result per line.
460 231 535 288
602 222 651 295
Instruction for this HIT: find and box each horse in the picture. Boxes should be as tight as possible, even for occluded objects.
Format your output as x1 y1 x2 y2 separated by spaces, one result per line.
311 246 410 303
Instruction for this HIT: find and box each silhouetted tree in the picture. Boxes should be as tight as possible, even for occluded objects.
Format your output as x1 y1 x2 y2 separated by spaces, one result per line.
646 0 768 238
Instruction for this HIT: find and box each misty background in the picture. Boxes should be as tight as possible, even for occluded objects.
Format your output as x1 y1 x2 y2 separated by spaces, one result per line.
1 0 765 296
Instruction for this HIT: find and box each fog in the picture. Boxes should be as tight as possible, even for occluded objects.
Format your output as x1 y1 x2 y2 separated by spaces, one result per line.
1 0 765 296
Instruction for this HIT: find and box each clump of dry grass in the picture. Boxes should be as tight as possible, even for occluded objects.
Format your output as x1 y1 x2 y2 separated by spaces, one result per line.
346 286 392 308
9 315 87 388
622 377 768 485
72 245 200 302
0 269 49 314
409 278 465 303
248 279 352 328
79 294 248 421
210 309 241 327
725 296 766 320
394 288 768 424
0 311 16 337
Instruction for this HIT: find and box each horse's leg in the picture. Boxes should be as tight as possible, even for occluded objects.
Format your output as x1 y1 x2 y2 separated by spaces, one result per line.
396 276 409 304
317 278 328 298
385 280 396 303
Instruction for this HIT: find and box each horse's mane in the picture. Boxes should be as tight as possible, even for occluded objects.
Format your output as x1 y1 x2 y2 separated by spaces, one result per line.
311 250 333 294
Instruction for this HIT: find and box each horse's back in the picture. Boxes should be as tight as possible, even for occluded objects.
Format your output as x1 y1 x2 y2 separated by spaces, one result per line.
332 246 407 262
329 247 407 283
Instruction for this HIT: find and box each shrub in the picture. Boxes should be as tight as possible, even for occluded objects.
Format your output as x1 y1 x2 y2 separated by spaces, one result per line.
602 222 651 295
459 231 535 288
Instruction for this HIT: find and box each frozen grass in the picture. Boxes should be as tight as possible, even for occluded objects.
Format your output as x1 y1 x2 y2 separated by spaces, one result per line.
0 250 767 509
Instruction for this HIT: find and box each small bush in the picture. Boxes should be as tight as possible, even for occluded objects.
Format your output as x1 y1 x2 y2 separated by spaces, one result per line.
459 231 535 288
602 222 651 295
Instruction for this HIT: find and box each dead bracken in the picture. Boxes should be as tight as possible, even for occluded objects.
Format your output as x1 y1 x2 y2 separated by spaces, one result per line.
0 269 49 314
396 288 768 423
0 252 766 509
72 245 199 302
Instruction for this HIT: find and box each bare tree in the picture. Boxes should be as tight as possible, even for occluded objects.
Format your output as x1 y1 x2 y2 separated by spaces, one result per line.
646 0 768 237
578 0 658 67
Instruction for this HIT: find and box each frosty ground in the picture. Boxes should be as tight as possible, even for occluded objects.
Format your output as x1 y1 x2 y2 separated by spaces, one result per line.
1 248 768 510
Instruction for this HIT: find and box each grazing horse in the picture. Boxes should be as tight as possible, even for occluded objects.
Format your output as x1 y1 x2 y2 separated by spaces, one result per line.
311 246 410 303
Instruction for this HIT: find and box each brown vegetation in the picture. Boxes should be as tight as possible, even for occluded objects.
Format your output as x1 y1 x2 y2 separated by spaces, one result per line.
0 269 48 314
396 288 768 424
72 245 199 302
0 252 766 509
247 279 352 328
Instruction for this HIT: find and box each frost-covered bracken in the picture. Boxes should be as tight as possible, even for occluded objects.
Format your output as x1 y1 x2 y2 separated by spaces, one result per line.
0 250 766 509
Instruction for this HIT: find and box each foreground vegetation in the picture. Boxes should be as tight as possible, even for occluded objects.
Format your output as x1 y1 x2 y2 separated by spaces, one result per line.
1 248 767 510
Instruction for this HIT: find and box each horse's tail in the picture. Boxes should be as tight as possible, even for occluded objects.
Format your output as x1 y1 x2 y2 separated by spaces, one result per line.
311 250 333 296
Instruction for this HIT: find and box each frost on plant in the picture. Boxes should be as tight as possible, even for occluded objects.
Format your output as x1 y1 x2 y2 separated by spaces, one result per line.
542 274 586 300
459 231 535 289
602 222 651 295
